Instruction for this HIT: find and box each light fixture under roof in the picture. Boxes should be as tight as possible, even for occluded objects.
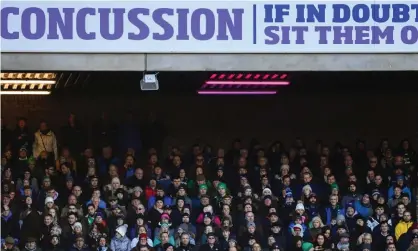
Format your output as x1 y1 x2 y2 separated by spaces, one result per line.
201 73 290 93
1 72 56 80
0 91 51 95
205 81 289 86
1 72 57 95
1 80 56 84
197 90 277 95
209 73 288 81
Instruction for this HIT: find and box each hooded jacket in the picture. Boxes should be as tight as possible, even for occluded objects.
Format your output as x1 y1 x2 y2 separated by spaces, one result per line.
395 220 413 240
33 130 58 160
111 224 131 251
110 236 131 251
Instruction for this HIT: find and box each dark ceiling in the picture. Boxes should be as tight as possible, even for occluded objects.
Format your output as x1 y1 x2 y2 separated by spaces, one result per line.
51 71 418 95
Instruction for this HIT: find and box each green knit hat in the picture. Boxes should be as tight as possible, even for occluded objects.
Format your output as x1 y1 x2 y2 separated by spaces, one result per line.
199 184 208 190
217 182 227 190
28 156 36 164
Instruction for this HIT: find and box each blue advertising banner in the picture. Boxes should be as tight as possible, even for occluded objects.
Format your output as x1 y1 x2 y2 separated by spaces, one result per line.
1 1 417 53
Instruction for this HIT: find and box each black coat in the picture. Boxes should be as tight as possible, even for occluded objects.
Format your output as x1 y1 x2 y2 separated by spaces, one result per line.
1 212 20 239
198 244 221 251
176 244 196 251
20 210 42 244
11 127 32 155
60 123 87 155
44 246 66 251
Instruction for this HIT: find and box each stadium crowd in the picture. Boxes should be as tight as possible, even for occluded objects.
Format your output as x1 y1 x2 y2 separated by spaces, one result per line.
1 114 418 251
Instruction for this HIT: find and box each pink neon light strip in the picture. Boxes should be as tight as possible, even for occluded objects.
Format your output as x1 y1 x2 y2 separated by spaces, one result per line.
205 81 289 86
198 91 277 95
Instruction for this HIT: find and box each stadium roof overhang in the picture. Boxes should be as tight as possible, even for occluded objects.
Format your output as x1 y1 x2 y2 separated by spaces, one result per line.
2 53 418 72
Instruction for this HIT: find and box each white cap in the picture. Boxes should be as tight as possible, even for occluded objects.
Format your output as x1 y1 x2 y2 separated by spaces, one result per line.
116 224 128 237
302 185 312 192
45 197 54 205
262 188 272 195
295 202 305 211
73 222 82 230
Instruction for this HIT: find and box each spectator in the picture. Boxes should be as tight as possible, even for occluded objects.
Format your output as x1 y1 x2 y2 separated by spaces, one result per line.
60 113 86 156
10 117 32 157
33 120 58 161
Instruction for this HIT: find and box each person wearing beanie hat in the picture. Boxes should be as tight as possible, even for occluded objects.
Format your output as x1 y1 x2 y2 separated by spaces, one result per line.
330 183 339 195
213 182 229 207
72 222 84 239
262 187 273 197
216 182 227 191
45 196 54 205
130 232 154 249
296 202 305 211
3 236 19 251
284 187 293 198
295 202 307 223
302 184 312 197
291 224 304 237
247 222 256 228
335 214 346 225
111 224 131 251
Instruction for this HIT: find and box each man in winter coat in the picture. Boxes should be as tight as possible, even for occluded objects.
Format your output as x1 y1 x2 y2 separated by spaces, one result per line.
1 237 19 251
1 206 19 240
44 235 65 251
32 121 58 160
11 117 32 156
22 237 42 251
69 236 90 251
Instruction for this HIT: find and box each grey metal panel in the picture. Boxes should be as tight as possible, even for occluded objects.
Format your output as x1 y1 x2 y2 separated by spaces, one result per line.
1 53 147 71
1 53 418 71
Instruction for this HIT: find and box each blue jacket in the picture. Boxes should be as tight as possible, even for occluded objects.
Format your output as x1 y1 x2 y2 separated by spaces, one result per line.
110 236 131 251
147 196 172 210
354 200 373 218
388 186 411 200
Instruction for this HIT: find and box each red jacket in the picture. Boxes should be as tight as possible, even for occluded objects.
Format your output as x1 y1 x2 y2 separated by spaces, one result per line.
145 186 156 200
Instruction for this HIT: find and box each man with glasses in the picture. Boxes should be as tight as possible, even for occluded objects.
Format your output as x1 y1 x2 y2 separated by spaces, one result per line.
199 232 219 251
395 210 414 240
